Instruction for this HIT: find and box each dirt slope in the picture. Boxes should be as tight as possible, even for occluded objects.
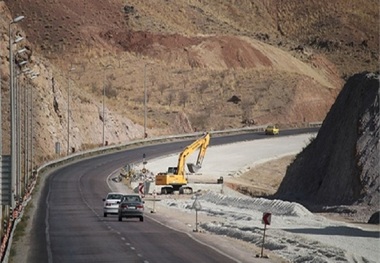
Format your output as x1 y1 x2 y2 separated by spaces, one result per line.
0 0 377 187
0 0 376 200
4 0 378 75
1 0 352 161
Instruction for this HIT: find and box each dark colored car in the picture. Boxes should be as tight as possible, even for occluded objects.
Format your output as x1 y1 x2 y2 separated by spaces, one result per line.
118 194 144 222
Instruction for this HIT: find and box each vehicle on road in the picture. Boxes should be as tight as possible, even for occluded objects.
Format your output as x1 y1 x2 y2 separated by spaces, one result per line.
155 132 211 194
103 192 124 217
265 125 280 135
118 194 144 222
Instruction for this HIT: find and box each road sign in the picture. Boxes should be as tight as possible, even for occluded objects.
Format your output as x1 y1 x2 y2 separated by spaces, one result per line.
262 212 272 225
192 197 202 232
1 155 12 205
192 199 202 211
143 153 147 165
138 183 144 196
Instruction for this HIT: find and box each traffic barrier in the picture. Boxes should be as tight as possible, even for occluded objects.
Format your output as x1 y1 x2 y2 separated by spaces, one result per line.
1 123 321 262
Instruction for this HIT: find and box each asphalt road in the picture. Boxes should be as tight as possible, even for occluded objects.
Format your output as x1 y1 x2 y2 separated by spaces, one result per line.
27 128 318 263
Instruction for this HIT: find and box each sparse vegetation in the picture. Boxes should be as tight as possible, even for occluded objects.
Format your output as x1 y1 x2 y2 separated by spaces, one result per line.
178 90 189 108
166 91 175 107
8 201 34 261
240 99 254 125
0 0 377 170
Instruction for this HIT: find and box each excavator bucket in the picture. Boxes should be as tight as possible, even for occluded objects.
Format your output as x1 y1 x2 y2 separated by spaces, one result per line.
187 163 200 173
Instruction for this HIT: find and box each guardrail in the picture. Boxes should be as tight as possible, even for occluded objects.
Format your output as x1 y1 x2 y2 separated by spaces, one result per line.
2 123 318 262
2 125 268 262
35 125 268 175
308 121 323 127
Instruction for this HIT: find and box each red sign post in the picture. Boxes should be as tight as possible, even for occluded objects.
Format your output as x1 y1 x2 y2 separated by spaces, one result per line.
260 212 272 258
262 212 271 225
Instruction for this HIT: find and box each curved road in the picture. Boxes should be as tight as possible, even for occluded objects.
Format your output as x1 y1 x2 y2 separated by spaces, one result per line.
27 128 318 263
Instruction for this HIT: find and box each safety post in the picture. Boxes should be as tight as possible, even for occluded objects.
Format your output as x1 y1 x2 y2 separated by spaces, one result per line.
260 212 271 258
150 191 156 213
192 196 202 232
260 223 267 257
195 209 198 232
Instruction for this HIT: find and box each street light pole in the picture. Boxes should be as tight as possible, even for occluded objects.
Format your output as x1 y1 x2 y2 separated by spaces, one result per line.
0 26 2 201
15 60 28 199
143 62 154 139
23 73 28 190
15 63 30 195
23 70 35 191
15 66 20 198
102 64 112 146
67 74 70 155
102 83 105 146
18 66 31 189
9 15 24 208
67 67 75 155
143 64 147 139
30 74 37 183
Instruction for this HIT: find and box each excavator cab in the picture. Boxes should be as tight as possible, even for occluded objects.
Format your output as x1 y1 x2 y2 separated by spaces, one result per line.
167 167 178 174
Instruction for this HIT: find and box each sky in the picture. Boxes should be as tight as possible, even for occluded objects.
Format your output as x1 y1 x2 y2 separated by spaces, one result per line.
112 133 380 263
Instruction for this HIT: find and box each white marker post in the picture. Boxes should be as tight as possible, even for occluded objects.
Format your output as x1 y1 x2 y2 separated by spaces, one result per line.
192 197 202 232
151 190 157 213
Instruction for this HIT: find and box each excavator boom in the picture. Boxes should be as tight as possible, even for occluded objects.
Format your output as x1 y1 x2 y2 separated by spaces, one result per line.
178 132 210 174
155 132 211 194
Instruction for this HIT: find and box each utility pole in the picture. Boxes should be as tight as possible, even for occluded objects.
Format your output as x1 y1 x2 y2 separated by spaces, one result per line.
144 64 147 139
143 63 154 139
67 67 75 155
102 82 105 146
102 64 112 146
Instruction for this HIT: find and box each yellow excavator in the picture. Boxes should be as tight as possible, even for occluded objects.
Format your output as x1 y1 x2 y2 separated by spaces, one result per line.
155 132 211 194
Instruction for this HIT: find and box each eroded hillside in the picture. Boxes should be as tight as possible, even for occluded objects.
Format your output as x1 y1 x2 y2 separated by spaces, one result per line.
5 0 378 75
0 0 378 164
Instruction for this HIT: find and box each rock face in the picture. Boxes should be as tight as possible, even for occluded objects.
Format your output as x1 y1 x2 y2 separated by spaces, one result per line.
368 211 380 224
275 72 379 211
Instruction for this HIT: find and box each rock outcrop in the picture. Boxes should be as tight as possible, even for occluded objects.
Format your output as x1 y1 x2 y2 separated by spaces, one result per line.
275 72 379 218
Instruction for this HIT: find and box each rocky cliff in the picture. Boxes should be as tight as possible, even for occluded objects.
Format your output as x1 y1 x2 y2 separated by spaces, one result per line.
275 72 380 220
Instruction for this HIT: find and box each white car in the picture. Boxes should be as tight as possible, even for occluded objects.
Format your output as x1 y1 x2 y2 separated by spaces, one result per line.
103 192 124 217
